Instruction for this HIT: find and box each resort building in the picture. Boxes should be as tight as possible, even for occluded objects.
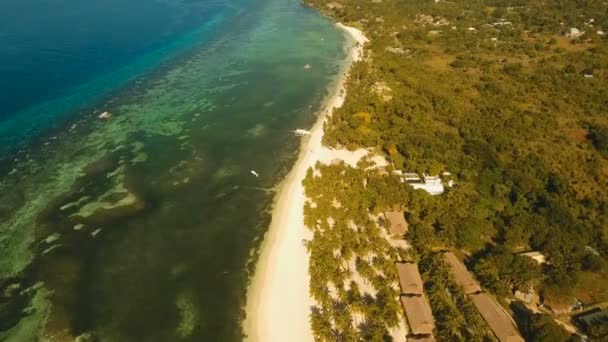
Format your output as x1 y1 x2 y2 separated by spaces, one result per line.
394 261 435 340
396 262 424 295
442 252 524 342
402 172 422 182
400 294 435 337
387 170 446 195
519 251 546 265
384 211 408 235
468 292 524 342
410 175 445 195
442 251 482 294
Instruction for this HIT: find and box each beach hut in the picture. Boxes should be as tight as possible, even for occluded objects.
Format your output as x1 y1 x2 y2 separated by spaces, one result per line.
384 211 408 235
442 252 482 294
401 294 435 336
468 293 524 342
396 262 424 295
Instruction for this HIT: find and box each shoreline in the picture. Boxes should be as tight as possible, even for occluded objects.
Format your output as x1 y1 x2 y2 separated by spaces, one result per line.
243 23 368 342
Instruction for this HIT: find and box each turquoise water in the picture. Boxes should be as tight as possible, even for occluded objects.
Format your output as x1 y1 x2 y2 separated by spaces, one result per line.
0 0 238 157
0 0 350 340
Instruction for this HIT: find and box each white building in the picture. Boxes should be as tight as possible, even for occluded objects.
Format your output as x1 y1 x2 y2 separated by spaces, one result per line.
411 175 445 195
520 251 546 265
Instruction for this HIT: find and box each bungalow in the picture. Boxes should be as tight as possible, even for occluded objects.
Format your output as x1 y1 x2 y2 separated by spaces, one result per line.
401 294 435 336
468 293 524 342
384 211 408 235
442 252 482 295
396 262 424 295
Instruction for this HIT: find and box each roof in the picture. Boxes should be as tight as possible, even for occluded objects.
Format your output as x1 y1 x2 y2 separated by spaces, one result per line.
384 211 408 235
519 251 546 264
401 295 435 336
411 183 444 195
468 293 524 342
396 262 424 295
442 252 482 294
403 172 422 181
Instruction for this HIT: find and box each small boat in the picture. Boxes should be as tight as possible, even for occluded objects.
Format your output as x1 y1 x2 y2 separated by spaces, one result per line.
98 111 112 120
304 64 312 69
293 129 311 136
250 170 259 178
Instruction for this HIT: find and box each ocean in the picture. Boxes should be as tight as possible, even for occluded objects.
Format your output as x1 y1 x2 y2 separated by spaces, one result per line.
0 0 349 340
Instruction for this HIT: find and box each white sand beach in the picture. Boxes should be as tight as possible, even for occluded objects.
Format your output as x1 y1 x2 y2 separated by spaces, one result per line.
243 24 370 342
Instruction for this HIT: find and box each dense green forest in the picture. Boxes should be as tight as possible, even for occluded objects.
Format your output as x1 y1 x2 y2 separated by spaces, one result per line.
303 0 608 340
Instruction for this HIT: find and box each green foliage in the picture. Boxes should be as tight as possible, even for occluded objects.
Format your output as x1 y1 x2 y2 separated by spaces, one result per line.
588 126 608 157
303 163 405 340
472 247 542 296
304 0 608 339
511 302 576 342
307 0 608 300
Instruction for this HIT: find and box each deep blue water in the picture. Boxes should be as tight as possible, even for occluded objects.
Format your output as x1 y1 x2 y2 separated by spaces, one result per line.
0 0 235 156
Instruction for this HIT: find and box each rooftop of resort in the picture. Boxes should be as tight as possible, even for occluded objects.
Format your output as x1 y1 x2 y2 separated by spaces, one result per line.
384 211 408 235
442 253 523 342
400 294 435 336
468 293 524 342
410 182 445 196
387 170 447 195
442 251 482 295
396 262 424 295
519 251 546 264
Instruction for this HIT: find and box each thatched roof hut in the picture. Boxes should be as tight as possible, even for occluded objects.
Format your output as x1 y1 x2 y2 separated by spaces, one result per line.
384 211 408 235
469 293 524 342
442 252 482 294
396 262 424 295
401 294 435 336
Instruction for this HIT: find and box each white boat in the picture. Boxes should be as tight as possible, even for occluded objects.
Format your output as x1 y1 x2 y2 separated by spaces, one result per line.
250 170 259 178
304 64 312 69
293 129 311 136
98 111 112 120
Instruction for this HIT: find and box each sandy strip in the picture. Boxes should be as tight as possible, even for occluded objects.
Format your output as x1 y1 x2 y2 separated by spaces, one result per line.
243 24 368 342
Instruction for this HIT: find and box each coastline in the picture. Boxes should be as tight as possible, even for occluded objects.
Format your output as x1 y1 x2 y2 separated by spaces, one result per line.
243 23 368 342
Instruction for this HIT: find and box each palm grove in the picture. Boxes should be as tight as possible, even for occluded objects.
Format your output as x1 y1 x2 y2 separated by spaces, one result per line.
302 0 608 340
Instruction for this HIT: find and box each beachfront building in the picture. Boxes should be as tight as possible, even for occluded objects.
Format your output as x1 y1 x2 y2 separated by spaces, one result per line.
384 211 408 236
410 175 445 195
442 251 524 342
400 295 435 337
468 292 525 342
396 262 424 295
394 261 436 340
442 251 482 295
390 171 446 195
